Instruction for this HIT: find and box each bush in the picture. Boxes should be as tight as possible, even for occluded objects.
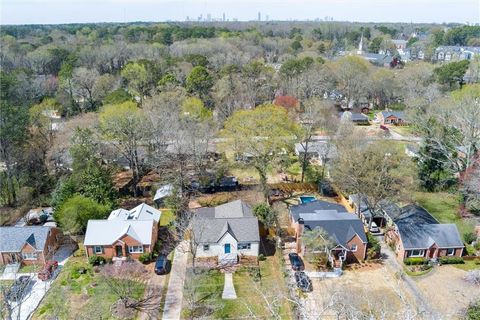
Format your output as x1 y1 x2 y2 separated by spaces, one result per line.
464 232 478 245
404 257 428 265
197 193 234 207
88 255 105 266
439 256 464 265
139 253 152 264
465 300 480 320
367 233 381 259
258 254 266 261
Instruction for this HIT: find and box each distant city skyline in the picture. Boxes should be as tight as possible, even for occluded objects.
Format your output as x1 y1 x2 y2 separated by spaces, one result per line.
1 0 479 25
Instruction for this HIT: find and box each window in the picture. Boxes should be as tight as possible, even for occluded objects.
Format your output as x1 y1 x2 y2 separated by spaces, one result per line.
408 249 425 257
350 244 357 252
128 246 144 253
237 243 251 250
94 246 103 254
446 248 455 256
22 252 37 260
203 244 210 251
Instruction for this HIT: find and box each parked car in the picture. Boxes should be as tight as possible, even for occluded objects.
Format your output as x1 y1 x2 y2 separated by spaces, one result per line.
288 253 304 271
38 260 59 281
380 125 389 131
369 222 380 234
154 255 169 275
294 271 313 292
5 276 31 302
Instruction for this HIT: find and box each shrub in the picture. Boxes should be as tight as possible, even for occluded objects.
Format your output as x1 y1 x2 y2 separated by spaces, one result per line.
197 193 234 207
439 256 464 265
404 257 428 265
258 254 266 261
367 233 381 259
139 253 152 264
464 232 478 245
88 255 105 266
465 300 480 320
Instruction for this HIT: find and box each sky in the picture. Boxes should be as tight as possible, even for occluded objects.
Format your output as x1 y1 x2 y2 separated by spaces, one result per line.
1 0 479 25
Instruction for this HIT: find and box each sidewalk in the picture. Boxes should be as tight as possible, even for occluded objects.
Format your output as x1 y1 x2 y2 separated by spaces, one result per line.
162 241 189 320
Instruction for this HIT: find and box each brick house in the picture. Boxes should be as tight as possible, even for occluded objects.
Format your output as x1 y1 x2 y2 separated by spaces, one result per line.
0 226 62 266
289 200 368 267
385 205 464 261
376 111 408 125
84 220 158 260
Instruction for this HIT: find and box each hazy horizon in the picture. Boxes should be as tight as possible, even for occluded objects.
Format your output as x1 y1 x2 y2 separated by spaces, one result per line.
1 0 479 25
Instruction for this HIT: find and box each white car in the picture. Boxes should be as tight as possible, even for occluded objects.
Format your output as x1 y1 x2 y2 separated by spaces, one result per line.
369 222 380 233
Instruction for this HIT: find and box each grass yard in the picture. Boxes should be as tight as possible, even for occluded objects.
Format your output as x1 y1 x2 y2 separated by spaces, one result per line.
414 192 475 238
159 209 175 227
18 264 41 273
182 252 292 319
32 252 145 319
453 260 480 271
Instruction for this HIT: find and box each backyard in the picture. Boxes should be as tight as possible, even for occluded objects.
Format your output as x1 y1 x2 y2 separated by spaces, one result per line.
413 192 475 238
181 249 293 319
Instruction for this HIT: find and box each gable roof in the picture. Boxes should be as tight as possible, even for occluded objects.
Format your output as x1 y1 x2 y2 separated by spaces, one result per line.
107 203 161 223
394 205 464 249
193 200 259 244
154 184 174 201
0 226 53 252
84 220 154 246
290 200 367 248
381 111 405 119
294 141 338 158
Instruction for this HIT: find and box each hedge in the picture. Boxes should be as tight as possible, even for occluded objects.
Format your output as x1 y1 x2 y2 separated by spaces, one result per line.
439 256 464 264
404 257 428 265
88 255 106 266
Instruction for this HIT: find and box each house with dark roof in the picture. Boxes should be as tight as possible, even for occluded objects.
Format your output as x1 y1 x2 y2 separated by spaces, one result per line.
289 200 368 266
192 200 260 264
0 226 62 266
294 141 338 166
340 111 370 125
376 111 408 125
385 205 464 261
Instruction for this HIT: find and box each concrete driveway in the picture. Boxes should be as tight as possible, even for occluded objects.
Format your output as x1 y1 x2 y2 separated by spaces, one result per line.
162 241 188 320
8 244 75 320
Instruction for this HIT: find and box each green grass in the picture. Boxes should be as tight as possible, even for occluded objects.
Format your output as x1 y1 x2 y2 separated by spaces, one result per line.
33 252 145 319
19 264 41 273
182 253 292 319
413 192 475 238
453 260 480 271
159 209 175 227
403 265 433 277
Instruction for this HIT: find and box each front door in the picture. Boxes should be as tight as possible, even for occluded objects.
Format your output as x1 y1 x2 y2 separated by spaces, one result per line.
116 245 123 257
10 253 18 263
224 244 231 254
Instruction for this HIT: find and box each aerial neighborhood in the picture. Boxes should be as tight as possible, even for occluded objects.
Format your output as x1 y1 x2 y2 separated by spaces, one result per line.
1 7 480 320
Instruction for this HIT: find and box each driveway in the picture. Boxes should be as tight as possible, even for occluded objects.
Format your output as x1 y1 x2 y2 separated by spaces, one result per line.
162 241 189 320
138 267 167 320
8 244 75 320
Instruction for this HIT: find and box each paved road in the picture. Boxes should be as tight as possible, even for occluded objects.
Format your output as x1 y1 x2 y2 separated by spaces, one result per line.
162 241 189 320
380 242 438 319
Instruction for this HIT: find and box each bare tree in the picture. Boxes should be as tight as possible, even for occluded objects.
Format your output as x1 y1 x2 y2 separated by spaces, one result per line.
72 67 100 112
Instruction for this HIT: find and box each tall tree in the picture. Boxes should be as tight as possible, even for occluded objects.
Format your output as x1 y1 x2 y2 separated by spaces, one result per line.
332 56 370 104
221 104 300 201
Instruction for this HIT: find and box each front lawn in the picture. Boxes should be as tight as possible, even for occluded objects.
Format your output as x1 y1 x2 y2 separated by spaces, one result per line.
18 264 41 273
414 192 475 238
453 260 480 271
32 249 146 320
182 251 292 319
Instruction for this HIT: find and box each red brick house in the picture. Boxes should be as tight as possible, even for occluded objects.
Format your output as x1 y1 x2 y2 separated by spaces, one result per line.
0 226 62 266
376 111 408 125
289 200 368 267
84 220 158 260
385 205 464 261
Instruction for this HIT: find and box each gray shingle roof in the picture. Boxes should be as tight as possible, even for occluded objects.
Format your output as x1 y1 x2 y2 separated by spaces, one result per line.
394 205 464 249
290 200 367 248
0 226 53 252
294 141 338 158
193 200 259 243
84 220 154 246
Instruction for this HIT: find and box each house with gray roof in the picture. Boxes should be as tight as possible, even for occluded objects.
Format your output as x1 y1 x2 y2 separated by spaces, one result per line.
294 141 338 166
192 200 260 264
0 226 62 266
289 200 368 266
376 110 408 125
385 204 464 261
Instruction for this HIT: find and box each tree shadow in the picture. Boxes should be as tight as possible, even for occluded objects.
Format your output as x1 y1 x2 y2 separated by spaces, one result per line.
259 237 276 256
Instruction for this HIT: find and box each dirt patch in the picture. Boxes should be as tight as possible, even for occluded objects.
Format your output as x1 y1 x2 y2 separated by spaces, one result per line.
415 266 480 319
303 266 417 319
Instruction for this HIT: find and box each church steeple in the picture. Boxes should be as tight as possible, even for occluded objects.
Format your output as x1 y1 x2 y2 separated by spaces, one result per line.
357 32 364 55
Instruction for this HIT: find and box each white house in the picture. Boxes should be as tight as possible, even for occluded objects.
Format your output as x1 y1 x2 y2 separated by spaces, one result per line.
192 200 260 264
294 141 338 166
107 203 161 224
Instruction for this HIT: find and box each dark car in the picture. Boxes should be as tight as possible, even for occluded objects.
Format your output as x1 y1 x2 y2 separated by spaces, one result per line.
6 276 31 302
380 125 389 131
154 255 169 275
294 271 313 292
288 253 304 271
